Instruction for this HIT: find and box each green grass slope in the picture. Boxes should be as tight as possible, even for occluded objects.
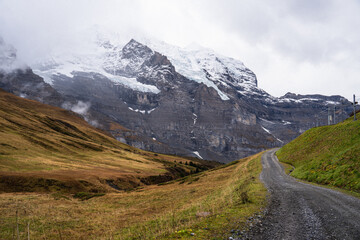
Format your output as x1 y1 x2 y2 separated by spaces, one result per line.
277 113 360 193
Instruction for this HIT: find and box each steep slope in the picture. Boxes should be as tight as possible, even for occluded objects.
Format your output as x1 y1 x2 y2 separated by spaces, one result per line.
0 89 218 193
277 113 360 193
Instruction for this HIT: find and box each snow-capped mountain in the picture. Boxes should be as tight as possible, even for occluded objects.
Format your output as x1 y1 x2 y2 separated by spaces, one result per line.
141 38 258 101
0 37 64 106
1 32 352 162
33 37 160 94
30 30 275 104
31 30 262 101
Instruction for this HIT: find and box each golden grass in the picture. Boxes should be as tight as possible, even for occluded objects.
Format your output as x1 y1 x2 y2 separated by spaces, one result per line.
0 89 219 193
0 152 266 239
0 89 266 238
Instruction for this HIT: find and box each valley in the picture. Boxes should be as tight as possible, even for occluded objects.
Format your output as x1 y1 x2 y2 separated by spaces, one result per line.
1 30 359 240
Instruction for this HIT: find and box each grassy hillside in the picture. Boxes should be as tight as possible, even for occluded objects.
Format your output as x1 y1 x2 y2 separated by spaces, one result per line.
0 89 218 193
0 89 267 239
0 153 266 239
277 112 360 193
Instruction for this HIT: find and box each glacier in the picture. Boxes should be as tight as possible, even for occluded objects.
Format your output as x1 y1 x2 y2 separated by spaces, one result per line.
31 28 261 101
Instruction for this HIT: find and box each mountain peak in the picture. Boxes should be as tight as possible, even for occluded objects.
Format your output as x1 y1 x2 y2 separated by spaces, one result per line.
122 39 153 59
139 37 257 100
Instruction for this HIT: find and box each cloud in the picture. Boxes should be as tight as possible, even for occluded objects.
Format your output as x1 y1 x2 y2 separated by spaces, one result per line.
61 100 100 127
0 0 359 99
69 101 91 116
0 36 27 73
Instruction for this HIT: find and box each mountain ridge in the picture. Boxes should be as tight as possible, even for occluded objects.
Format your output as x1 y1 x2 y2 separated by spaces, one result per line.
0 35 353 162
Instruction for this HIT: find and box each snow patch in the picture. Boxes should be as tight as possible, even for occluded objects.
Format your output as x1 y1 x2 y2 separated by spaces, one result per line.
282 120 292 125
326 101 340 105
298 98 320 102
261 126 283 143
278 98 302 104
261 126 271 134
259 118 275 124
193 113 198 125
128 107 146 114
193 151 203 159
111 76 160 93
128 107 157 114
148 108 156 114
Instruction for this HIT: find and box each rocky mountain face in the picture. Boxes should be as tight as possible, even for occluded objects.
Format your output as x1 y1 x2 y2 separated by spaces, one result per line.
0 37 64 106
0 35 352 162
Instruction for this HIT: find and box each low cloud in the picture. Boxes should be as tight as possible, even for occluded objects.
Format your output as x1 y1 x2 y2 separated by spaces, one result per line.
1 0 359 98
62 101 91 116
69 101 91 115
0 36 27 73
62 101 100 127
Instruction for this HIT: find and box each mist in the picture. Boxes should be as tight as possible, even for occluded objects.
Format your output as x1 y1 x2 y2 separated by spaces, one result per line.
0 36 27 73
62 100 99 127
1 0 360 99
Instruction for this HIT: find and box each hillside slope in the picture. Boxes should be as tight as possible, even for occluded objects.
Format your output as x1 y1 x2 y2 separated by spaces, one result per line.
0 89 218 193
0 152 266 239
277 113 360 193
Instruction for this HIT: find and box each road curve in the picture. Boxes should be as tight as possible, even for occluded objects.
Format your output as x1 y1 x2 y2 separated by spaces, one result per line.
247 148 360 240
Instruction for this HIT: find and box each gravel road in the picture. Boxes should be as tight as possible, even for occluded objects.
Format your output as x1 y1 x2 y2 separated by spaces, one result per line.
244 148 360 240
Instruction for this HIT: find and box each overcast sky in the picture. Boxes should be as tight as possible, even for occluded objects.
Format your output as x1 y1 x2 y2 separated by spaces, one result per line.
0 0 359 99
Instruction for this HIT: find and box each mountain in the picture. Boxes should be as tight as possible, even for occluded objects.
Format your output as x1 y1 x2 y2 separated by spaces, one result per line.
1 33 352 162
0 36 64 107
0 89 219 193
277 112 360 193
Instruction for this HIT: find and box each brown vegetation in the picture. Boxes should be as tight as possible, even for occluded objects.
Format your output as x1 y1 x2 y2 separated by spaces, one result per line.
0 89 219 193
0 153 266 239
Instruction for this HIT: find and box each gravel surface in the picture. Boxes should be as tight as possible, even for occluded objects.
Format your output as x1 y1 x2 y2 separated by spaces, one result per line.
241 149 360 240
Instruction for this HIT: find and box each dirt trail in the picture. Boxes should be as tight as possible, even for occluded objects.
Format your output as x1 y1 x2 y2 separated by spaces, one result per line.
245 149 360 240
